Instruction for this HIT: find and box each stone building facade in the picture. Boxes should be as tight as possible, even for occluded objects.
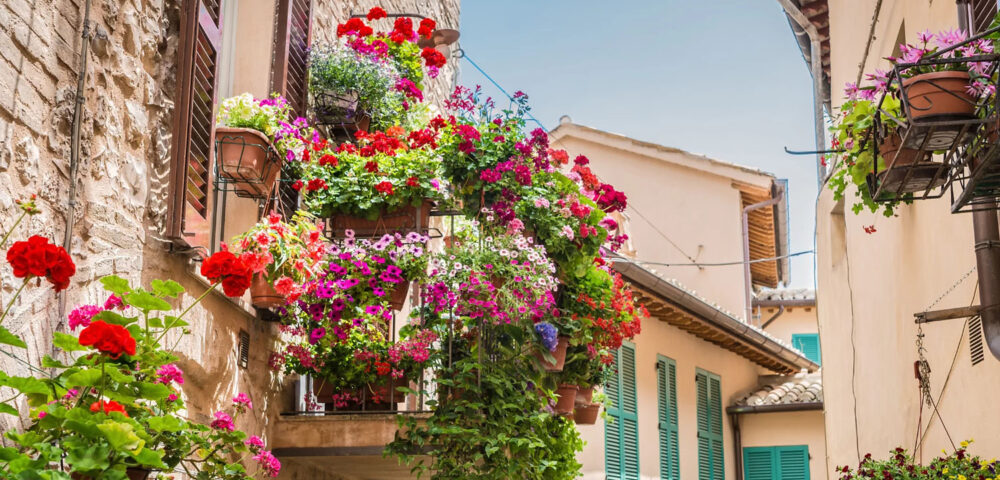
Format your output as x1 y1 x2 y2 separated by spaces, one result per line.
0 0 459 477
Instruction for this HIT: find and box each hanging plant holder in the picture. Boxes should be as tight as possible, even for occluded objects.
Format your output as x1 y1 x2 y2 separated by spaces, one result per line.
214 128 283 199
324 201 434 239
311 91 371 142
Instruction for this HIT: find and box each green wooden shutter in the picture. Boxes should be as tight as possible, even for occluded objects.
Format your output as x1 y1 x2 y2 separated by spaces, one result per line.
777 446 810 480
743 447 774 480
742 446 810 480
792 334 821 365
657 356 680 480
621 344 639 480
605 344 640 480
606 348 623 480
696 369 724 480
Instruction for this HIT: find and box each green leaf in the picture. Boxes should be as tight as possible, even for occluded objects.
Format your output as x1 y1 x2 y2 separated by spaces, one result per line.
41 355 70 368
151 279 185 298
66 444 111 471
0 403 18 416
124 291 172 312
162 316 188 328
52 332 87 352
0 325 25 348
145 415 185 433
104 367 135 384
66 369 103 388
131 446 167 469
93 310 136 326
136 382 172 402
100 275 132 296
0 372 50 395
97 420 144 453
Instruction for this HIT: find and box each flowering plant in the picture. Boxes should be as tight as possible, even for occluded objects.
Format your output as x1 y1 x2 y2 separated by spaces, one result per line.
836 441 992 480
217 93 317 165
891 29 995 95
295 126 448 220
232 212 325 299
309 9 445 129
558 264 645 363
271 231 433 403
0 273 279 478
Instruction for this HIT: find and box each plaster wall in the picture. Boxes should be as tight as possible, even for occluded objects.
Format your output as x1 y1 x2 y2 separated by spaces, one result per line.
818 0 999 475
739 410 828 480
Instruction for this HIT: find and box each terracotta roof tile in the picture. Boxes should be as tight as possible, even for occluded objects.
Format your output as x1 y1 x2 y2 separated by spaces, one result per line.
733 371 823 407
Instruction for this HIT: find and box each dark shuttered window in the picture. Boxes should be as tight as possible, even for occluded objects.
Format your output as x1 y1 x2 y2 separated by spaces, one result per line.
606 343 639 480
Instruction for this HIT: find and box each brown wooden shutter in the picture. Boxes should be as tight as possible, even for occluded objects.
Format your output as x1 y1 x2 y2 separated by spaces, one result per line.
166 0 224 250
961 0 998 34
270 0 313 117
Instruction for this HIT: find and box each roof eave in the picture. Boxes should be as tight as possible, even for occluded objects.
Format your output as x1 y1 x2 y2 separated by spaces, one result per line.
726 402 824 415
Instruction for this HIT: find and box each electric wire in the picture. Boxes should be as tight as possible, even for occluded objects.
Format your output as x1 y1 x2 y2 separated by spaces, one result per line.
456 49 547 131
610 249 813 268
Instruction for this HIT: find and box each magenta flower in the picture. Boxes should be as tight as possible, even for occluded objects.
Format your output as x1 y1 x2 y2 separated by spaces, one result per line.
103 294 124 310
233 392 253 412
210 411 235 431
68 304 101 330
155 364 184 385
245 435 265 452
253 450 282 477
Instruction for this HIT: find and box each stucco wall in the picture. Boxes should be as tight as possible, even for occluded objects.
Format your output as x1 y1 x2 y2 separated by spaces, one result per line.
551 131 764 319
0 0 459 475
577 313 764 480
760 306 818 347
739 410 828 480
818 0 999 475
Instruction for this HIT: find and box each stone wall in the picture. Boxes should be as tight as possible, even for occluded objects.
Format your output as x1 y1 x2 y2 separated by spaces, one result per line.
0 0 460 471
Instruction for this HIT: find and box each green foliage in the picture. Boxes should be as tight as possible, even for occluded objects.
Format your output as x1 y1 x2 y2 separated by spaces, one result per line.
308 43 410 129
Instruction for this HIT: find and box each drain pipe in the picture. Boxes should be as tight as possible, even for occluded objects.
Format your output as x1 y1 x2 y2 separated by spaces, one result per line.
761 304 786 330
777 0 826 184
743 191 785 323
973 206 1000 360
732 413 744 480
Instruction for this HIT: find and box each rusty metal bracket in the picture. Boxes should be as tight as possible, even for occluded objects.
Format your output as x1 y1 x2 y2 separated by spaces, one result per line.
914 305 982 324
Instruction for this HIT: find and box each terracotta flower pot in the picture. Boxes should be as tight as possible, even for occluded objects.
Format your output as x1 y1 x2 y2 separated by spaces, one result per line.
575 385 594 406
554 384 579 416
903 71 977 120
330 201 433 238
388 281 410 311
313 91 372 141
534 336 569 372
878 132 920 168
215 127 281 197
250 273 284 309
574 403 601 425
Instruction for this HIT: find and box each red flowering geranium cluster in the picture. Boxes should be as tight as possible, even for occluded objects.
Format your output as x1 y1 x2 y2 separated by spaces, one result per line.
90 400 129 417
335 9 446 70
6 235 76 291
201 250 253 297
576 273 645 363
79 320 137 359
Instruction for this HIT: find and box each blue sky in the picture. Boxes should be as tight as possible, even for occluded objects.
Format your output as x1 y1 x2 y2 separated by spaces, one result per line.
457 0 819 288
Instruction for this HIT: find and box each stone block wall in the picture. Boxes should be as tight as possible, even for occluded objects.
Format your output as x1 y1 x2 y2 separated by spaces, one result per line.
0 0 460 470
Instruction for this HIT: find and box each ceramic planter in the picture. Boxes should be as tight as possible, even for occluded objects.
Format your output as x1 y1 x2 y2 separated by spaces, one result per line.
250 273 284 309
554 384 578 416
878 132 921 168
215 127 281 198
534 336 570 372
574 403 601 425
388 281 410 311
903 71 977 121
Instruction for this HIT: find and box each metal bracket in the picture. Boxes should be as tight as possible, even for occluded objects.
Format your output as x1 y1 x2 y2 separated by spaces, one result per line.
914 305 982 324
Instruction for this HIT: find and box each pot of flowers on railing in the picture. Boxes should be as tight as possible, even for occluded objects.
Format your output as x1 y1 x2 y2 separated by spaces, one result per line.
232 213 325 309
309 8 446 139
216 93 306 198
296 127 448 237
558 345 615 424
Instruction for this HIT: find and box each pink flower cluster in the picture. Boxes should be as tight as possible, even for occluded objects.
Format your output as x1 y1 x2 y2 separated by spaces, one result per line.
155 364 184 386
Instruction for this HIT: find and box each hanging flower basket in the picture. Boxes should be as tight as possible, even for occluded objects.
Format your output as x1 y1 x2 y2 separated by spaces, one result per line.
575 385 594 405
878 132 921 168
554 384 578 416
250 273 284 309
534 336 569 372
388 281 410 311
574 403 601 425
215 127 282 198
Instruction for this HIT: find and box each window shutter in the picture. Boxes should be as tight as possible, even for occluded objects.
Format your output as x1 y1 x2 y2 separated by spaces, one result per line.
697 370 724 480
167 0 224 249
792 334 822 365
657 356 680 480
621 344 639 480
605 348 623 480
742 448 775 480
777 446 810 480
967 0 998 35
270 0 313 116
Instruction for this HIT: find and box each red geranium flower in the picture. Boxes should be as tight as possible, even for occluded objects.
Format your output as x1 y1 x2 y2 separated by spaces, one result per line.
375 181 395 195
318 154 338 167
367 6 387 20
364 161 379 173
421 47 446 68
291 180 304 191
79 320 136 359
418 18 436 38
306 178 328 192
200 251 253 297
406 176 419 187
91 400 128 417
6 235 76 291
